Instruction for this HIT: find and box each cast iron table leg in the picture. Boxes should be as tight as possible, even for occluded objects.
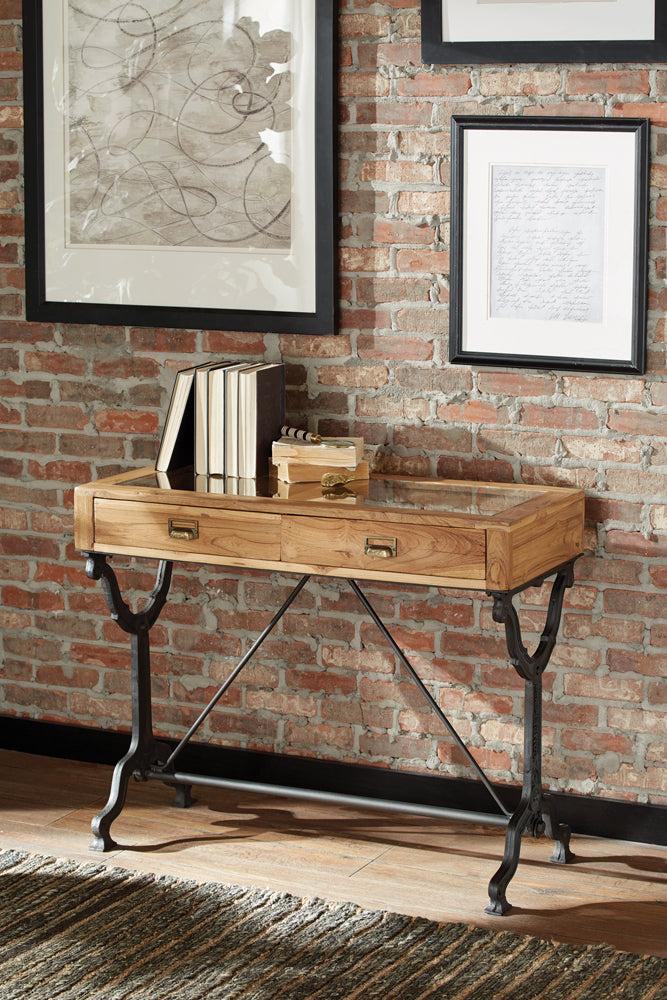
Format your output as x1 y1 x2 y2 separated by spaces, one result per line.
84 553 173 851
485 562 576 915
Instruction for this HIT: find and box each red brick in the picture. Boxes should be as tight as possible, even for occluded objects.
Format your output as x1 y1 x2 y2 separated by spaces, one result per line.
530 102 604 118
527 469 597 496
338 72 390 98
521 404 598 431
339 247 390 272
339 13 391 37
396 248 450 273
359 730 431 761
607 708 665 737
438 400 505 425
478 429 558 459
94 410 159 434
1 586 64 612
200 330 266 355
395 424 472 454
397 72 470 98
561 730 634 754
437 456 514 482
357 334 433 361
0 508 26 531
339 307 393 331
0 534 60 559
322 645 394 675
357 101 432 127
284 668 356 697
563 674 643 702
128 327 196 352
567 70 650 95
285 720 355 752
480 71 560 96
400 597 474 628
563 613 644 645
358 42 422 68
606 530 667 558
27 460 92 483
606 648 667 677
562 376 644 403
1 684 68 714
614 103 667 126
373 218 434 244
26 404 89 430
648 680 667 705
357 276 432 303
358 161 433 184
477 371 557 397
316 364 388 388
398 131 450 158
563 437 642 464
0 216 22 239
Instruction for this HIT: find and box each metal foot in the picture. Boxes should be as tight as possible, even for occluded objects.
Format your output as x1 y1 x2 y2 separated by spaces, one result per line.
542 798 575 864
171 784 195 809
485 801 532 915
90 748 136 851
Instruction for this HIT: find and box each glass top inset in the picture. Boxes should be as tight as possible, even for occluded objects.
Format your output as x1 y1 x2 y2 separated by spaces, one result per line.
125 470 543 517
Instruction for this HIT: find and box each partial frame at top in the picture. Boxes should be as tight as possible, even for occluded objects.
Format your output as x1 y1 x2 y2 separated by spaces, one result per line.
23 0 337 335
421 0 667 65
449 116 649 375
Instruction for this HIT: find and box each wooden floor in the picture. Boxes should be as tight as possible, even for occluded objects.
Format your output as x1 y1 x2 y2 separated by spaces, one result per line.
0 749 665 958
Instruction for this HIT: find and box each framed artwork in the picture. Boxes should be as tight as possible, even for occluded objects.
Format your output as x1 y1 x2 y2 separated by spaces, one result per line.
23 1 336 334
449 117 649 374
421 1 667 64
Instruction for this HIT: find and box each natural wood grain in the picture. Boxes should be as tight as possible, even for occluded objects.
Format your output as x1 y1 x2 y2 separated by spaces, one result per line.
74 470 585 591
73 484 95 550
281 514 486 580
94 498 282 562
1 750 664 958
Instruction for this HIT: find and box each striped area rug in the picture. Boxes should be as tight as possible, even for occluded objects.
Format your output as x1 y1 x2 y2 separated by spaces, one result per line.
0 850 664 999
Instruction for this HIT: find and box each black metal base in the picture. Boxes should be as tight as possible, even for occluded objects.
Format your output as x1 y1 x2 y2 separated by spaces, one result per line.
485 561 576 914
84 551 577 912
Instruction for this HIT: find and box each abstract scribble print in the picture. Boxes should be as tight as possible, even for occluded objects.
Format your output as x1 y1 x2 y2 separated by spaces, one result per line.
66 2 292 249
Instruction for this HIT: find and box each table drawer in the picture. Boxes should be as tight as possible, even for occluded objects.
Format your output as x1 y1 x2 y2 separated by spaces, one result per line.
93 499 281 562
282 515 486 580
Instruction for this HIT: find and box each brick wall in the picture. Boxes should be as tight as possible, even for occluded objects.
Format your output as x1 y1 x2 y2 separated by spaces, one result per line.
0 2 665 806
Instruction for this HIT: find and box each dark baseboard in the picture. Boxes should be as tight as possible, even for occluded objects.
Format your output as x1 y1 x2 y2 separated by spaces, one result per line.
1 716 665 847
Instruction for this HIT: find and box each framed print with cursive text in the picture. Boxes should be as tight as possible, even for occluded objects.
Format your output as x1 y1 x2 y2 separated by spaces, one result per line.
23 0 336 334
449 117 649 374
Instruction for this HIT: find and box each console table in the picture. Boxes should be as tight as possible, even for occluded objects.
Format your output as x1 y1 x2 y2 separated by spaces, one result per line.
74 468 585 914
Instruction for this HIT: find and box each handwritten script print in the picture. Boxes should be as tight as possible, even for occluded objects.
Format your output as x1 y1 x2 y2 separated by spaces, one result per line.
66 2 293 250
490 164 606 324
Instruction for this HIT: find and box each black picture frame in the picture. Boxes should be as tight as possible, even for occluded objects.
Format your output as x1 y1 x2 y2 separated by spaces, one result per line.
421 0 667 65
23 1 336 335
449 116 649 375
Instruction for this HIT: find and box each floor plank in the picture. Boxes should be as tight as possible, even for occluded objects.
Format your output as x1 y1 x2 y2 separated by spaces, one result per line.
0 749 665 958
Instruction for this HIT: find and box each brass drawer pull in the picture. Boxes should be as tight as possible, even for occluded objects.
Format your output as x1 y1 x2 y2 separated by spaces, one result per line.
365 536 397 559
168 518 199 541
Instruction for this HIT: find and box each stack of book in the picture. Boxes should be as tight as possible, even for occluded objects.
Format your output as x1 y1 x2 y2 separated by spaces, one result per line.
271 435 368 484
156 361 285 480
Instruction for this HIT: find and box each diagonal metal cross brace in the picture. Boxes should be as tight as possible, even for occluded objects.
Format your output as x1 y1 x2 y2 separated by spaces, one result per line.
156 573 311 773
348 578 512 818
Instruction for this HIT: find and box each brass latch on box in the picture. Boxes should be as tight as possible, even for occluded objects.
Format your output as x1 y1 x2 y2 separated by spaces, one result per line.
364 536 397 559
168 518 199 541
